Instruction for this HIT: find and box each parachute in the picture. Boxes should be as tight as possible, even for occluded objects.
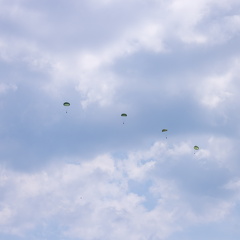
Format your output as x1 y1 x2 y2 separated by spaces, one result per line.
162 129 168 139
63 102 70 113
121 113 127 124
194 145 199 154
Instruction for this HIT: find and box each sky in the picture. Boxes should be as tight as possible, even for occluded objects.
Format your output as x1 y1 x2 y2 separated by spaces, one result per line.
0 0 240 239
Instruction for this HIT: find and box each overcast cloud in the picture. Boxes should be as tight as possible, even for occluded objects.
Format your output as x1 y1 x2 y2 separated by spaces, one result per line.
0 0 240 239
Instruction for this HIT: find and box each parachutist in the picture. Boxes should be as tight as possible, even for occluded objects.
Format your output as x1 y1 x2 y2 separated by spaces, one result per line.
121 113 127 124
63 102 70 113
162 129 168 139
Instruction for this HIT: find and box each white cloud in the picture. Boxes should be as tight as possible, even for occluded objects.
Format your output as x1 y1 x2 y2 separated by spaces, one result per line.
200 73 233 108
185 198 233 224
0 83 17 94
0 0 240 239
0 135 236 238
0 206 12 225
75 69 119 108
1 0 239 109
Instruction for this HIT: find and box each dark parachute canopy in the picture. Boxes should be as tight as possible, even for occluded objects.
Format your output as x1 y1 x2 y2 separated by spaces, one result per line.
194 146 199 150
63 102 70 106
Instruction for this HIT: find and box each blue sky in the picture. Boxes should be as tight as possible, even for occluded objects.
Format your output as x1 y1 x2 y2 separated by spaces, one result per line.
0 0 240 239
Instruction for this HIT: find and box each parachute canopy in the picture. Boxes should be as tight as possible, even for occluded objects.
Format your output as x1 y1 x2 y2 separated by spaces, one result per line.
194 146 199 150
63 102 70 106
162 129 168 132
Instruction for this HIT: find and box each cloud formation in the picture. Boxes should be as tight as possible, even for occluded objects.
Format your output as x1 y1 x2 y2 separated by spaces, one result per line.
0 0 240 239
